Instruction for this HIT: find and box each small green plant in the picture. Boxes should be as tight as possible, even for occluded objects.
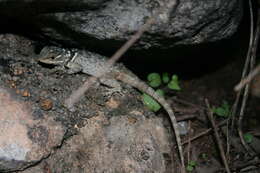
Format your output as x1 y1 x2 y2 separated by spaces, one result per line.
142 73 181 112
212 100 230 118
186 160 197 172
244 133 253 143
162 72 170 83
147 73 162 88
142 89 164 112
168 75 181 91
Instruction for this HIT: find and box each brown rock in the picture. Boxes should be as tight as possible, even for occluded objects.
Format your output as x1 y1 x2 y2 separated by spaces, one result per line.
0 87 65 172
40 99 53 111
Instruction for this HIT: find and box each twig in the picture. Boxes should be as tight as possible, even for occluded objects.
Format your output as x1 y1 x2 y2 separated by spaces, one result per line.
231 158 260 172
187 120 191 163
234 0 258 92
205 99 231 173
172 97 206 110
229 0 254 156
176 114 196 122
234 64 260 91
64 2 178 109
182 119 227 145
64 13 156 109
230 0 254 129
237 0 260 156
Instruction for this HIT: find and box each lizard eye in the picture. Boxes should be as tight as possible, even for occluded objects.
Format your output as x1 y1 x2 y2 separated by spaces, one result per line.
48 56 55 59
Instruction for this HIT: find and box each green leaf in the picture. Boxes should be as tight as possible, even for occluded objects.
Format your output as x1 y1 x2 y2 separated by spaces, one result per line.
189 160 196 166
167 75 181 91
162 72 170 83
147 73 162 88
142 93 161 112
244 133 253 143
186 165 194 172
212 107 226 116
212 100 230 117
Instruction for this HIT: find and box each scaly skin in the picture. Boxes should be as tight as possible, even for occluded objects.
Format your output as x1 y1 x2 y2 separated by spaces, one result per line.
38 46 185 171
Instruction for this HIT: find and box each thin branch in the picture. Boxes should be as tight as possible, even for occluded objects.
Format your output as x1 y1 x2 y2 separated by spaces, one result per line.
228 0 254 157
237 0 260 156
234 64 260 91
230 0 254 129
64 2 178 109
182 120 227 145
205 99 231 173
187 120 192 163
234 0 258 92
64 12 156 109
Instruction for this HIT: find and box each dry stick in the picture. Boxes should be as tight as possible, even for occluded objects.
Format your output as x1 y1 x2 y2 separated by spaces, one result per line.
234 0 257 92
228 0 254 156
176 114 196 122
182 119 227 145
234 64 260 91
172 97 205 109
231 159 260 172
230 0 254 129
64 0 180 108
205 99 231 173
238 4 260 156
64 16 156 109
187 120 191 164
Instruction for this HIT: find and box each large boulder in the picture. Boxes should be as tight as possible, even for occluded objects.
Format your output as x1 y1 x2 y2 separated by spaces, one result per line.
0 0 243 50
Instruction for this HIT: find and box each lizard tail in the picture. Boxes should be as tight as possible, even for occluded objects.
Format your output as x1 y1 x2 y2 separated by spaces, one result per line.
115 72 185 172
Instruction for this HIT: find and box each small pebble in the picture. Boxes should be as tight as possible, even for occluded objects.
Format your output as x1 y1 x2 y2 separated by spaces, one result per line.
40 99 53 111
21 90 30 97
128 117 137 124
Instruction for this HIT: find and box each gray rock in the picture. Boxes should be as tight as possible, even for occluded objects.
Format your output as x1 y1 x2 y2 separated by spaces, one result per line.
31 0 243 50
0 0 242 50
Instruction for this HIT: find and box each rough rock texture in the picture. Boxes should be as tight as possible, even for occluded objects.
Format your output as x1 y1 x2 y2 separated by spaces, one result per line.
0 0 242 50
0 34 178 172
20 113 177 173
0 87 65 172
0 0 110 15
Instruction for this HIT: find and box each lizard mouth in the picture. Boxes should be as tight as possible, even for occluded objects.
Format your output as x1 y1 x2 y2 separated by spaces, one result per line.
37 54 61 64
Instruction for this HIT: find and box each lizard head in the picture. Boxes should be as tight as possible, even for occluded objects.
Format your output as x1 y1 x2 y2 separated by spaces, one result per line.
37 46 73 66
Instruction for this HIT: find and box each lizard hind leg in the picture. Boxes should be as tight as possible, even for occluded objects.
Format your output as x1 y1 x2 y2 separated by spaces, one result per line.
99 78 125 97
65 61 83 74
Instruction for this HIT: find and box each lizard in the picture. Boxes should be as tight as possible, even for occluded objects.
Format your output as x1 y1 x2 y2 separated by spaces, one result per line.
37 46 185 171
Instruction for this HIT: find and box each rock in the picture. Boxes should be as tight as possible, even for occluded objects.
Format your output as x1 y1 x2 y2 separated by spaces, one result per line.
0 87 65 172
0 0 242 50
19 112 177 173
0 34 179 173
0 34 35 60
